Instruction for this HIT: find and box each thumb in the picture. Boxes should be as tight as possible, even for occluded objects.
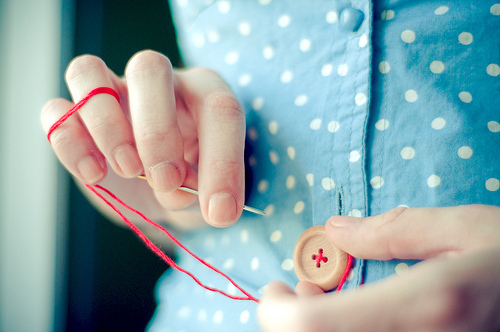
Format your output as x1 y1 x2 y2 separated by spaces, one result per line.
325 205 494 261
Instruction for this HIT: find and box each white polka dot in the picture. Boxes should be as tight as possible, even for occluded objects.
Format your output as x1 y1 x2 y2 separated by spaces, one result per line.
326 10 339 23
348 209 362 217
458 146 473 159
395 262 410 275
270 230 282 243
197 309 207 322
401 30 416 43
177 306 191 319
293 201 305 214
337 64 348 76
277 14 291 27
238 73 252 87
222 258 235 270
379 61 390 74
355 93 367 106
248 155 257 167
280 70 293 83
488 121 500 132
224 51 239 65
491 4 500 15
370 176 384 189
192 33 205 47
287 146 296 160
220 234 230 246
269 150 279 164
295 94 308 106
487 64 500 76
258 179 269 194
381 9 395 20
281 259 294 271
238 21 251 36
217 1 230 13
328 121 340 133
321 177 335 190
176 0 187 7
431 117 446 130
251 257 260 270
207 30 220 43
268 121 279 134
309 118 322 130
264 204 275 216
252 97 264 111
286 175 296 189
247 127 258 141
240 229 249 243
398 204 410 208
204 235 216 250
262 46 275 59
375 119 390 131
434 6 449 15
400 147 415 160
349 150 361 163
405 89 418 103
321 63 333 76
486 178 500 191
430 61 445 74
213 310 224 324
226 283 237 295
459 91 472 103
306 173 314 186
359 34 368 48
258 0 271 4
240 310 250 324
299 39 311 52
458 32 473 45
427 174 441 188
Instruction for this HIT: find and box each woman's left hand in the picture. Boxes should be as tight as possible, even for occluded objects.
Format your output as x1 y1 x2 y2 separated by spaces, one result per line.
258 205 500 332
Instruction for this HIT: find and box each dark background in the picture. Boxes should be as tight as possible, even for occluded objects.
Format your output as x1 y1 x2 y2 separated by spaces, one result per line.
60 0 181 331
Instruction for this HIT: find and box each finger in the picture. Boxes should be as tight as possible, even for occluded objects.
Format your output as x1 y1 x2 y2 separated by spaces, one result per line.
325 205 500 261
125 50 186 192
178 68 246 227
260 260 469 332
65 54 143 179
41 98 107 183
294 281 325 297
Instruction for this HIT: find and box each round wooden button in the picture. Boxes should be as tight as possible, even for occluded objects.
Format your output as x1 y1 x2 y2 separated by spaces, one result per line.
293 225 349 291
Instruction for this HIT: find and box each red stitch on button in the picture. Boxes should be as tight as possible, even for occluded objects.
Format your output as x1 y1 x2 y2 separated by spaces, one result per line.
312 248 328 268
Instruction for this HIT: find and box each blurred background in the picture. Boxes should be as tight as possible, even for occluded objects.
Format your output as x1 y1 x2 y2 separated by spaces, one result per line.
0 0 181 330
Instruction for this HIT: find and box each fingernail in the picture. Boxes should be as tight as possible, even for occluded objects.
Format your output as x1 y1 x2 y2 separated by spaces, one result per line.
114 144 143 178
149 161 181 192
329 216 361 227
208 192 237 226
77 155 105 184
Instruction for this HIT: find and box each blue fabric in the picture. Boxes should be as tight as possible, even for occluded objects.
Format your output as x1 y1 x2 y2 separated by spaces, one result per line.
148 1 500 331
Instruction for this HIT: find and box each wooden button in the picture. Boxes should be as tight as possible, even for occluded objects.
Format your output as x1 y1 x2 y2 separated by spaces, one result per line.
293 225 349 291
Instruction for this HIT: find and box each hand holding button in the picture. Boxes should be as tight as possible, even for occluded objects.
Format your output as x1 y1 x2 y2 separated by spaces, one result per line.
259 205 500 332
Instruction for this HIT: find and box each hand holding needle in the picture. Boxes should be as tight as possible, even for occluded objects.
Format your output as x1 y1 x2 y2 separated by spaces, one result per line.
138 175 266 216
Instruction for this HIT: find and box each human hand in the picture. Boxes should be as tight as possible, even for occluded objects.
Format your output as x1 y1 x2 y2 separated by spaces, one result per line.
258 205 500 332
41 51 246 228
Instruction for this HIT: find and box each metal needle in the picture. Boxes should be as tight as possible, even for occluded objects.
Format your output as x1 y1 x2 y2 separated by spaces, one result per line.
138 175 266 216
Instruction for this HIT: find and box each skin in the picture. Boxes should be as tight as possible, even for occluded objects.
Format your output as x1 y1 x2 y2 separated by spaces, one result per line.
41 51 500 330
41 50 246 230
258 205 500 332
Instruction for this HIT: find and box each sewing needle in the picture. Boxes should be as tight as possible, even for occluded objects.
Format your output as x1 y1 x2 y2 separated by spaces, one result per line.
138 175 266 216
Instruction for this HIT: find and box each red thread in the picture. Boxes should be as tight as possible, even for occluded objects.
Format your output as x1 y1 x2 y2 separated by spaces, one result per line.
312 248 328 268
336 254 353 293
48 87 258 303
47 87 120 142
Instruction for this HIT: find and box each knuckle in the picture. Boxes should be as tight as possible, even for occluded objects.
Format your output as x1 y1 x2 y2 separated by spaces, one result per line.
204 92 243 118
65 54 106 83
205 159 242 179
125 50 173 79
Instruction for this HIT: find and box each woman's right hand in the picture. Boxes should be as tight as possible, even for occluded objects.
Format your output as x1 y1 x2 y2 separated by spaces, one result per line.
41 50 246 229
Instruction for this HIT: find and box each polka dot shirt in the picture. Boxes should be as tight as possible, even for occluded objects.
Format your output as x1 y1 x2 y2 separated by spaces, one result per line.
148 1 500 331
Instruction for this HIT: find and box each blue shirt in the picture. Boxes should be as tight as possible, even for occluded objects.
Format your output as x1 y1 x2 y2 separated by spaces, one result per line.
148 1 500 331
